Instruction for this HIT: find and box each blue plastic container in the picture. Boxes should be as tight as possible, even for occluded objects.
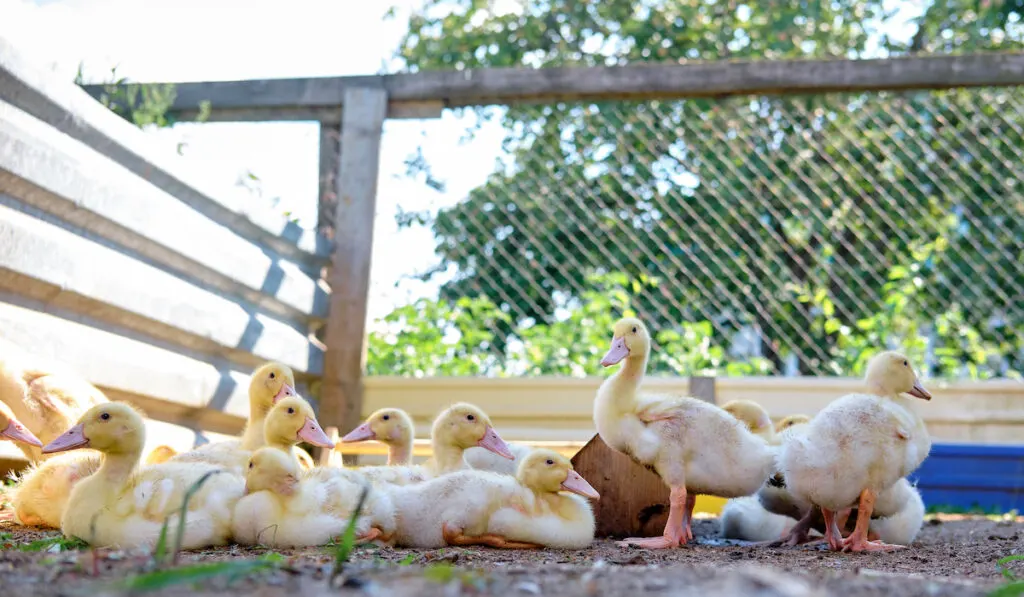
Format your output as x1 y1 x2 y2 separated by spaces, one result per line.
908 443 1024 513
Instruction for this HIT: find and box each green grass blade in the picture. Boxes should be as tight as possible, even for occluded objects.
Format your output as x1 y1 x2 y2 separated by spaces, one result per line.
987 581 1024 597
116 555 280 592
153 517 171 566
171 470 223 565
331 483 370 578
998 555 1024 581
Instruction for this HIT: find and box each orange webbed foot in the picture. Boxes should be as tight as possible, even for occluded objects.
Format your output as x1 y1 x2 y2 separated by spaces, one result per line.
841 535 904 553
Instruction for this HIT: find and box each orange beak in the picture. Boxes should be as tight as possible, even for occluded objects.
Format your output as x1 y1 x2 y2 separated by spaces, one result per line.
907 379 931 401
561 469 600 500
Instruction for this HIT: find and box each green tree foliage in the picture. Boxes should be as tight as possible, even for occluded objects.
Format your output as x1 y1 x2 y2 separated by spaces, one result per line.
379 0 1024 379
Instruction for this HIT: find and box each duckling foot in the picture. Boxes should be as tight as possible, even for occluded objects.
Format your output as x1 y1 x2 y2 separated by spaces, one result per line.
821 508 845 552
841 534 905 553
356 527 393 544
617 532 685 549
839 489 904 553
441 523 541 550
617 486 688 549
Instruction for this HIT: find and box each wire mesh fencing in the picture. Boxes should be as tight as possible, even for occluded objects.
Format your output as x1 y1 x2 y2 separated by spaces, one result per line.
371 85 1024 380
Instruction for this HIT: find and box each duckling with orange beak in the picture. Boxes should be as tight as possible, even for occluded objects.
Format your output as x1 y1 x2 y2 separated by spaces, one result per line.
340 408 415 466
0 401 43 448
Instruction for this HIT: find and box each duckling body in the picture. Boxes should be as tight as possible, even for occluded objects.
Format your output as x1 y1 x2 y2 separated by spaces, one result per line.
41 403 245 550
169 363 296 474
779 351 932 552
594 318 776 549
464 442 533 476
387 449 598 549
8 452 99 528
720 495 796 542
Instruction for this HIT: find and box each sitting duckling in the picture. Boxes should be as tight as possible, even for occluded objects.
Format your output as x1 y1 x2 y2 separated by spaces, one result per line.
387 448 599 549
779 351 932 552
343 403 515 486
41 402 245 550
169 362 296 473
8 452 100 528
341 408 416 465
231 398 392 547
595 317 777 549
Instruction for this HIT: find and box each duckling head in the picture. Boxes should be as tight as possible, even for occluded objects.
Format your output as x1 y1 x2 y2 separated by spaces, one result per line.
865 351 931 400
601 317 651 367
341 407 414 445
518 449 600 500
245 447 300 496
775 414 811 433
41 402 145 455
264 396 335 449
721 399 774 436
432 403 514 459
0 404 42 447
250 362 297 414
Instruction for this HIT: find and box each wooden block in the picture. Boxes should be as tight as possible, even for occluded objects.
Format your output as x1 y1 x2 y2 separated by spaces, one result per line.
571 376 718 538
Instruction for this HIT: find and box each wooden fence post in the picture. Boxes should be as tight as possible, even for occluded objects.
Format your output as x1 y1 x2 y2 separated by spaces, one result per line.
316 122 342 240
319 88 388 464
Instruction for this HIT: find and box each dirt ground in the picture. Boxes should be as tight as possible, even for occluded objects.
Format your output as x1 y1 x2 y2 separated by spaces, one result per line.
0 514 1021 597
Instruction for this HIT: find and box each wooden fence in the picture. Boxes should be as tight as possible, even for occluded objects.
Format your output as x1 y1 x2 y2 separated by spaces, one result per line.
1 35 1023 465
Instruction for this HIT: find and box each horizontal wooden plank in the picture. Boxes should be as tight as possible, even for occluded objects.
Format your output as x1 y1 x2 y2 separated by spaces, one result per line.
0 199 321 375
78 53 1024 122
0 36 331 266
0 99 328 324
362 376 1024 445
0 299 319 438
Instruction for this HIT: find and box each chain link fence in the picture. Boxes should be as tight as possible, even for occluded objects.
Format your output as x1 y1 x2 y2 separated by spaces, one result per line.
375 85 1024 379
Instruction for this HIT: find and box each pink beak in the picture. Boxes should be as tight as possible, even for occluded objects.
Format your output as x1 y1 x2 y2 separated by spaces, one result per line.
908 379 932 401
561 469 600 500
41 423 89 454
340 421 375 443
477 425 515 460
0 418 42 447
273 384 295 404
297 416 334 448
600 337 629 367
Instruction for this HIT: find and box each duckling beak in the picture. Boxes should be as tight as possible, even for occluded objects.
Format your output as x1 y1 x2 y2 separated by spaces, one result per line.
0 419 43 447
477 425 515 459
340 422 375 443
561 470 600 500
600 337 629 367
297 417 335 448
908 379 932 401
273 384 295 404
41 423 89 454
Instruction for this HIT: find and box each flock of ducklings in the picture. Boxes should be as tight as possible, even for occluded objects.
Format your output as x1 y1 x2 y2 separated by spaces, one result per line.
0 315 934 554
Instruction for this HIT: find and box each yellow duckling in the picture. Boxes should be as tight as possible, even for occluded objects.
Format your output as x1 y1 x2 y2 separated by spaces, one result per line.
169 362 296 473
8 452 100 528
341 408 416 465
0 341 107 463
775 414 811 433
721 400 776 443
779 351 932 552
41 402 245 550
342 403 515 487
231 398 391 547
387 448 599 549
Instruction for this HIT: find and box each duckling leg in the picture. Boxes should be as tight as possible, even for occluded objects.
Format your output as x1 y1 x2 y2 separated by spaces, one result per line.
617 486 687 549
356 527 393 545
841 489 905 553
680 492 696 541
820 508 845 551
441 523 540 549
777 507 818 546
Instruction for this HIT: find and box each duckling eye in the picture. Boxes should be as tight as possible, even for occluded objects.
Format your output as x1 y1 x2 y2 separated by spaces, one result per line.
902 360 909 367
248 462 254 469
631 326 637 334
269 372 276 379
100 413 111 421
546 459 554 465
382 415 390 421
287 407 295 414
467 414 475 421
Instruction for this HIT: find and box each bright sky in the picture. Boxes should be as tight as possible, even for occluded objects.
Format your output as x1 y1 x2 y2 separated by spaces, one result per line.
0 0 922 326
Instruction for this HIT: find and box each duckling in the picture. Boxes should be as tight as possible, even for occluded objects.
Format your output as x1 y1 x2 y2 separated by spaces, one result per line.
387 448 599 549
0 344 107 463
721 400 776 443
0 401 43 448
779 351 932 552
231 399 391 547
869 478 925 546
40 402 245 550
144 445 178 465
720 495 797 542
169 362 296 473
344 403 515 486
341 408 416 465
775 414 811 434
8 452 100 528
595 317 777 549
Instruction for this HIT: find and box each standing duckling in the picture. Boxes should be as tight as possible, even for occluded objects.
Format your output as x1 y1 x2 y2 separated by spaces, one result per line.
387 448 599 549
41 402 245 550
169 362 296 473
340 408 416 465
594 317 777 549
779 351 932 552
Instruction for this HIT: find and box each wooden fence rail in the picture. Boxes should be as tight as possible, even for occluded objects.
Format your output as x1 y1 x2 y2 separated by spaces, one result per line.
2 33 1023 462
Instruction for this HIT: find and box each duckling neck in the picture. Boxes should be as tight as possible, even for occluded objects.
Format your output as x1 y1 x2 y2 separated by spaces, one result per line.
265 437 295 453
241 411 269 451
388 440 412 466
430 441 465 474
604 354 648 412
96 451 139 485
